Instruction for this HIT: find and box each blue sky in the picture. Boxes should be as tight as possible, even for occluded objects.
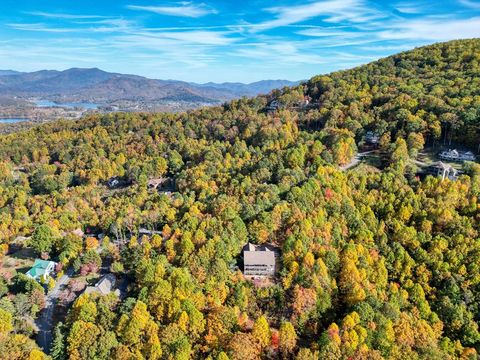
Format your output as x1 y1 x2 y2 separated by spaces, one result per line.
0 0 479 82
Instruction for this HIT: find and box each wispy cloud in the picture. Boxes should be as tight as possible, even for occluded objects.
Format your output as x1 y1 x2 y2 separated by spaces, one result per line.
127 2 217 18
26 11 108 20
254 0 385 31
395 5 424 14
378 16 480 40
123 29 235 46
458 0 480 9
9 19 137 34
2 0 480 82
297 27 361 38
7 23 75 33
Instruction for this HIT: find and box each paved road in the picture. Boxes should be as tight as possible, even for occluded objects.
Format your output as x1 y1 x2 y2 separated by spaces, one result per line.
36 268 73 353
340 151 375 171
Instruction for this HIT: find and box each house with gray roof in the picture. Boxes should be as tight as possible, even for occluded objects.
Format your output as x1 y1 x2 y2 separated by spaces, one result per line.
84 274 120 296
439 149 476 162
242 243 277 277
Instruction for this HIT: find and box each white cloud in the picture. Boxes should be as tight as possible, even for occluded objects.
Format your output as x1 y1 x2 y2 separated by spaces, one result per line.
378 17 480 40
127 2 217 18
395 6 422 14
9 19 138 34
117 29 236 46
297 27 360 37
26 11 108 19
154 30 234 45
458 0 480 9
7 23 75 33
255 0 385 31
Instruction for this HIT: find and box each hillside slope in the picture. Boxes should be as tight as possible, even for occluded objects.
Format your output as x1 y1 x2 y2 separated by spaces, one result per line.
272 38 479 148
0 39 479 359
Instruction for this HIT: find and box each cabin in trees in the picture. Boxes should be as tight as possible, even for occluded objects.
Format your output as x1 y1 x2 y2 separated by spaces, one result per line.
266 100 281 113
26 259 56 281
242 243 278 277
84 274 120 296
439 149 476 162
106 177 130 189
364 131 379 145
426 161 459 181
147 177 175 192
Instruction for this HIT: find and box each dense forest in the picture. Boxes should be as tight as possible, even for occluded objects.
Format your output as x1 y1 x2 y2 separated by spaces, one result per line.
0 38 479 359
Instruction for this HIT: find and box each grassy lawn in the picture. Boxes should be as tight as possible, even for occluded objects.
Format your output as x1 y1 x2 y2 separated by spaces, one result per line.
417 150 437 164
418 148 464 170
0 247 35 278
352 163 382 175
362 153 384 168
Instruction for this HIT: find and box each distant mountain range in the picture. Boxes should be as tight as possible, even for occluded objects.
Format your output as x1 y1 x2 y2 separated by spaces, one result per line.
0 68 298 104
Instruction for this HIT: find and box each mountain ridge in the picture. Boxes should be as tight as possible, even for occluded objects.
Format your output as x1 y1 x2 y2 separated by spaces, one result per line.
0 68 298 104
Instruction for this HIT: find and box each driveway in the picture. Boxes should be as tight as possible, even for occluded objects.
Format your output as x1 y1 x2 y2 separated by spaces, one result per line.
340 151 375 171
36 268 73 353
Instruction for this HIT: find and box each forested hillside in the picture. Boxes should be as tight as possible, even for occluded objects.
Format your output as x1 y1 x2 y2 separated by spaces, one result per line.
0 39 479 359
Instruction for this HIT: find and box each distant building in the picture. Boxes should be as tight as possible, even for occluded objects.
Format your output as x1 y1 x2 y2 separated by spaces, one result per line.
26 259 56 281
138 228 162 237
439 149 476 162
426 161 459 181
107 178 120 188
266 100 281 113
364 131 379 145
243 243 277 277
147 177 174 191
107 177 129 189
84 274 120 296
71 228 85 238
300 95 312 107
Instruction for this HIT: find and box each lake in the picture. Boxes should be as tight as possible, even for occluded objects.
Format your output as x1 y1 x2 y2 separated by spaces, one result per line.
34 100 99 109
0 118 30 123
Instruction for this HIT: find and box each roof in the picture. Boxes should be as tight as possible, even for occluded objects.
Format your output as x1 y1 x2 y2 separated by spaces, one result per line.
72 228 84 237
243 243 276 266
85 274 116 295
244 250 275 266
147 178 167 188
26 259 55 278
431 161 451 170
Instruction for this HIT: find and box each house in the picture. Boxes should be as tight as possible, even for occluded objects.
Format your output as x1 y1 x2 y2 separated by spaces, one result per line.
84 274 120 296
364 131 379 145
147 177 175 192
266 100 281 113
439 149 476 162
26 259 56 281
426 161 459 181
464 151 476 161
139 228 162 236
71 228 85 238
107 177 130 189
242 243 278 277
107 177 120 188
